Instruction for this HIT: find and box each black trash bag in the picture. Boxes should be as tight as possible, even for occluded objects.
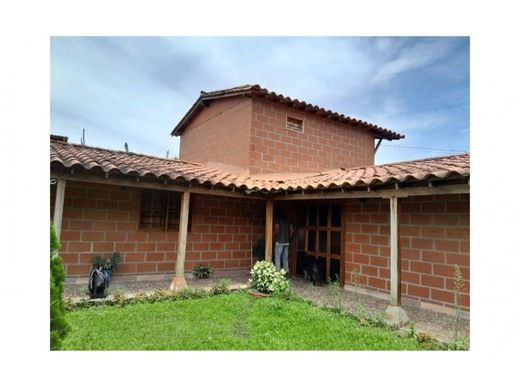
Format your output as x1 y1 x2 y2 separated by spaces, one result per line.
302 254 326 286
88 266 110 299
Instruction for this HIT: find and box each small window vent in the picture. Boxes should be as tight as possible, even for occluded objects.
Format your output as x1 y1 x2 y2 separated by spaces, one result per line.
286 116 304 132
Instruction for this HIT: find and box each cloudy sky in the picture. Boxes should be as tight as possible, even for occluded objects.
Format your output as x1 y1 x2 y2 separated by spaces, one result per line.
50 36 469 164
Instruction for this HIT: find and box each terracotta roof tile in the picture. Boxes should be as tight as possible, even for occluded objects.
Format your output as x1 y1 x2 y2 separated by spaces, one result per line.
51 138 469 193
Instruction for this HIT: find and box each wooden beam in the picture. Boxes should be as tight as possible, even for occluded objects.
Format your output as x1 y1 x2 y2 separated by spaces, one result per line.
265 199 274 262
52 179 66 239
385 196 410 327
52 169 265 200
389 196 401 306
272 183 469 201
170 191 190 291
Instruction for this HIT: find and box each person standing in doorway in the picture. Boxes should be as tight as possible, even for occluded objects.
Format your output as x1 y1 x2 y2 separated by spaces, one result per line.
273 210 294 274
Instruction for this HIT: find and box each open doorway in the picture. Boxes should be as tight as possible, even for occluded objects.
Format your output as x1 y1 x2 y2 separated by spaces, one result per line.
293 203 344 284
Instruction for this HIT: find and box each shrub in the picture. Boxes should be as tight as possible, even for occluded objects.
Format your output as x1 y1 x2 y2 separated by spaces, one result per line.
192 265 213 279
92 252 121 270
249 260 290 294
210 278 231 295
50 223 70 350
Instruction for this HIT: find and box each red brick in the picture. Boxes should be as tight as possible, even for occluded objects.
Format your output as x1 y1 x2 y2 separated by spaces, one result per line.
369 256 388 267
368 277 386 290
369 235 387 246
410 238 433 250
136 242 156 251
157 262 175 272
361 244 379 255
352 253 370 264
410 215 432 225
421 275 445 289
446 201 469 213
146 252 165 262
361 265 379 277
117 222 135 231
401 248 420 260
114 242 136 251
422 202 445 212
61 252 79 263
410 261 432 274
93 242 114 252
82 232 104 241
421 251 445 263
433 214 458 225
435 239 459 252
421 227 445 238
431 289 454 303
94 221 117 231
407 284 430 299
402 271 420 284
136 263 157 273
70 221 93 231
446 227 469 239
446 253 470 266
157 242 176 251
105 232 127 241
67 264 91 275
68 242 91 252
118 264 136 273
61 230 81 241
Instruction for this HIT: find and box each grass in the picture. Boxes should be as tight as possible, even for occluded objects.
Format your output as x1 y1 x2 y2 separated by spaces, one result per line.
62 291 433 350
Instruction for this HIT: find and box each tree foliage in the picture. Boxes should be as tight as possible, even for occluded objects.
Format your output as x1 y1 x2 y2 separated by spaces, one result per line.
50 223 70 350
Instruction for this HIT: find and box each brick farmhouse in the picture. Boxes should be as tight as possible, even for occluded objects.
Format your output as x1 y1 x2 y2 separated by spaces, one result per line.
51 84 469 325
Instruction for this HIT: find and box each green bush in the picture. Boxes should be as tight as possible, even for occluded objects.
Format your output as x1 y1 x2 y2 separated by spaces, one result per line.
249 260 290 294
192 265 213 279
50 223 70 350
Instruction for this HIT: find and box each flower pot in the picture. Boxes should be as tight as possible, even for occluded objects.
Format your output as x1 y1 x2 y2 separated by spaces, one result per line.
249 289 271 299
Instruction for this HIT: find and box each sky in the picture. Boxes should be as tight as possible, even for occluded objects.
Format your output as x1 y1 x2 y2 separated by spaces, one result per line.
50 36 469 165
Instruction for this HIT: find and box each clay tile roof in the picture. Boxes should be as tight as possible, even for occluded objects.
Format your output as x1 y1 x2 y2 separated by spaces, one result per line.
51 137 469 194
266 153 470 191
50 139 273 190
171 84 404 141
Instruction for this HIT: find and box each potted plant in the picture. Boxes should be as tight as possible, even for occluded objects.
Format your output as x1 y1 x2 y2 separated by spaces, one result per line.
91 251 121 281
192 265 213 279
249 260 290 298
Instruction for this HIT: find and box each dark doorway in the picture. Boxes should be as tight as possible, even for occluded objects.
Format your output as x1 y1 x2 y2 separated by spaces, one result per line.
294 203 344 284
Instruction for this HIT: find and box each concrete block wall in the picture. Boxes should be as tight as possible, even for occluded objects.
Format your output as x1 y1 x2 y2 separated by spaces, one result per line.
343 194 470 310
51 180 265 277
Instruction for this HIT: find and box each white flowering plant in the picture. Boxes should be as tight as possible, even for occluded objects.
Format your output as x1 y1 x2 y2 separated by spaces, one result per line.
249 260 290 294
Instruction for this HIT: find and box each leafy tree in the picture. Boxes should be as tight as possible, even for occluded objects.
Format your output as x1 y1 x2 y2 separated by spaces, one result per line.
50 223 70 350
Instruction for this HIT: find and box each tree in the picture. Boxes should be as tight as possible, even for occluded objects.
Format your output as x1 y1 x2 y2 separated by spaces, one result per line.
50 223 70 350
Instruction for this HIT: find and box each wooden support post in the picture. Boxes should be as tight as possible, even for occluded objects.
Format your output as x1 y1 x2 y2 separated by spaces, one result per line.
52 179 66 240
385 196 409 327
265 199 274 262
389 196 401 306
170 191 190 291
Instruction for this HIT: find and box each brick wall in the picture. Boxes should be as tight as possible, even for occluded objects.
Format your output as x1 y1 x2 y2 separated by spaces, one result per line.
179 96 252 172
178 96 375 175
249 99 374 174
344 194 470 310
51 180 264 277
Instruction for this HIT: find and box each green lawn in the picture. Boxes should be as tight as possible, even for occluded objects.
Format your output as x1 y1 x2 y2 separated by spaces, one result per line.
62 291 431 350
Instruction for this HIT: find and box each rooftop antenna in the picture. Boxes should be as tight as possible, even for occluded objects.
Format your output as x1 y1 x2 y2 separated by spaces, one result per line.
81 128 85 145
124 142 129 152
166 150 169 159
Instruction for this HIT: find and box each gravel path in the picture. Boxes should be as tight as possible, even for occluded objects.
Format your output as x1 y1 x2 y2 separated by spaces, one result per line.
65 273 469 345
